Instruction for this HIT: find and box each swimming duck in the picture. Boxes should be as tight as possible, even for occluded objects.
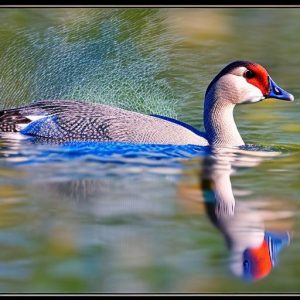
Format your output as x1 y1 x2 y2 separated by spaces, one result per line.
0 60 294 146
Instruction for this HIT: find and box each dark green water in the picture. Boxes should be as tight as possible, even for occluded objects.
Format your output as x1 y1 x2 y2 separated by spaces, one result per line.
0 8 299 293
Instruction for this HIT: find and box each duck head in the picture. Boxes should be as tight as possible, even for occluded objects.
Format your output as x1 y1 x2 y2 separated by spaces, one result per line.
205 60 294 104
204 61 294 146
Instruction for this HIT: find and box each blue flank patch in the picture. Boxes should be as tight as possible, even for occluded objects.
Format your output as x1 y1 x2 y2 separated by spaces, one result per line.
20 115 67 139
151 114 206 138
20 116 51 136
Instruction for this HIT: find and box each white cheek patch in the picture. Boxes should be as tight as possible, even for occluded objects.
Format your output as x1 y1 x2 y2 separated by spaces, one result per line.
243 96 265 103
234 76 265 104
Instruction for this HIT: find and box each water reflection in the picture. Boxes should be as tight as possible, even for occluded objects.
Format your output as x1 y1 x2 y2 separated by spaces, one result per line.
28 145 293 284
200 148 291 281
31 145 293 283
0 140 294 287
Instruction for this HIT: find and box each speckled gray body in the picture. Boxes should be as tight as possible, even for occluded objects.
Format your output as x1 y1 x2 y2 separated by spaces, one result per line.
0 100 209 145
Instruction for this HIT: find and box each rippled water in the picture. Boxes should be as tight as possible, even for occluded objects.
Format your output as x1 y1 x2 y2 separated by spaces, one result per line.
0 8 299 293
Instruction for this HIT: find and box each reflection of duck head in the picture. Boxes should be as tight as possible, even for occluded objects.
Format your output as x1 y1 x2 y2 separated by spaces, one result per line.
201 148 291 282
240 231 290 281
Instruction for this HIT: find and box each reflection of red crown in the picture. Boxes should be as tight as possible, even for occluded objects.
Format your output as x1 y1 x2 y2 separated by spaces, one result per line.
246 239 272 280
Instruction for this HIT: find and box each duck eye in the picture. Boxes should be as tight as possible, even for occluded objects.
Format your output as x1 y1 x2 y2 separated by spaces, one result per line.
244 70 255 79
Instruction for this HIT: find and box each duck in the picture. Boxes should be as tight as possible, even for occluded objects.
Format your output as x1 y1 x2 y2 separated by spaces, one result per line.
0 60 294 146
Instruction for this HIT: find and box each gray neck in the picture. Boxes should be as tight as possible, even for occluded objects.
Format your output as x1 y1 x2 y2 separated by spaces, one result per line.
204 91 244 146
